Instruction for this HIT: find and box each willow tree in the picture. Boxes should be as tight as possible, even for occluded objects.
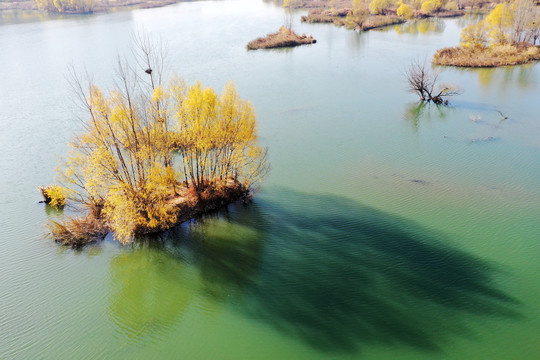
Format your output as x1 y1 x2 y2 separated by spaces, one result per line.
460 0 540 47
174 81 267 192
53 37 268 245
62 66 179 242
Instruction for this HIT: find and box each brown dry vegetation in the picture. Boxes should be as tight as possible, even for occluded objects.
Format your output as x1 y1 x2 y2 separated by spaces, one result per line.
433 45 540 67
360 15 404 30
434 9 466 17
49 215 109 248
247 26 316 50
171 180 249 225
301 9 342 24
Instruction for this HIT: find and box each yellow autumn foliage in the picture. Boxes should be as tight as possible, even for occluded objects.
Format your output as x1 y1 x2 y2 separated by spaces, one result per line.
397 3 413 18
40 185 69 209
57 42 267 245
445 1 458 10
421 0 435 13
369 0 395 15
346 0 370 24
435 0 540 67
486 3 513 44
458 0 539 47
175 81 264 191
460 21 489 48
283 0 301 8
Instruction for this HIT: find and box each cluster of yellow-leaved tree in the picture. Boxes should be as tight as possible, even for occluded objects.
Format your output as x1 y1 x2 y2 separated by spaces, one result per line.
51 39 267 244
460 0 540 47
341 0 458 26
285 0 452 17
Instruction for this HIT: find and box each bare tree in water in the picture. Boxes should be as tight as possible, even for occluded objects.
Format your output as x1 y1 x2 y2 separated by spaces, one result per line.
406 60 461 104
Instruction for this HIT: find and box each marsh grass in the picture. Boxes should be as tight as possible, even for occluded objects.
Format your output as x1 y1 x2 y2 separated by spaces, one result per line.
49 215 109 248
360 15 405 30
433 45 540 67
301 9 341 24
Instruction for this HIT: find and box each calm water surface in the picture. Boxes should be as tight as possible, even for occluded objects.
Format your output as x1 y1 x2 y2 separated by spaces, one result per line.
1 1 539 358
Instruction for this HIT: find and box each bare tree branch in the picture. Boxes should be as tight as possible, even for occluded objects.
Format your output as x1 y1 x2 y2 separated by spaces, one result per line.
406 60 461 104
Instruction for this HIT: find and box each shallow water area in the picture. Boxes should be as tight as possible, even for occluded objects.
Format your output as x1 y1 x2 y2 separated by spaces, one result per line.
1 1 539 359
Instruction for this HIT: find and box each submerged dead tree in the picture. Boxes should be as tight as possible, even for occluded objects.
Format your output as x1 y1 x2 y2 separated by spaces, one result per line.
406 60 461 104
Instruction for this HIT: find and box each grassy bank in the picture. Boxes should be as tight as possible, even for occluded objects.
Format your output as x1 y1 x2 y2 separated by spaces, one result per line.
433 45 540 67
247 27 316 50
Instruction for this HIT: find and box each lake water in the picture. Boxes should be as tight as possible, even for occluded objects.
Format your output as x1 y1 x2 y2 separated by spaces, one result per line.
1 1 539 358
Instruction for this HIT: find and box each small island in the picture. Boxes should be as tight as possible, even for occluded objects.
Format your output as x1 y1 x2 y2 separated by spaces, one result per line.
433 45 540 67
42 39 268 247
433 0 540 67
247 26 316 50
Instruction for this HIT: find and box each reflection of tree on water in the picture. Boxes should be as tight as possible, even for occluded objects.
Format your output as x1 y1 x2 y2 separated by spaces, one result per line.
456 13 485 28
394 19 445 35
471 65 537 90
107 249 197 342
346 30 367 52
106 211 263 341
404 101 453 131
262 0 285 6
107 188 519 353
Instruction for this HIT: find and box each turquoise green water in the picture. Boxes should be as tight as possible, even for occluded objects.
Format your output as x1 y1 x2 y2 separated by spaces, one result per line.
1 1 539 358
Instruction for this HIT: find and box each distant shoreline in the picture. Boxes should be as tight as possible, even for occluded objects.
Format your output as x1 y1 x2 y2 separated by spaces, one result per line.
0 0 184 14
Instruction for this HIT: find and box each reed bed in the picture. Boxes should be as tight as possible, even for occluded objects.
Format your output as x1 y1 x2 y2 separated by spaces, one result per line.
247 27 316 50
433 45 540 67
49 215 109 248
360 15 405 30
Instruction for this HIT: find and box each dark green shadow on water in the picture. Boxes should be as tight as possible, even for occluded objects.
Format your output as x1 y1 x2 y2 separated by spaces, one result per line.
107 187 520 353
